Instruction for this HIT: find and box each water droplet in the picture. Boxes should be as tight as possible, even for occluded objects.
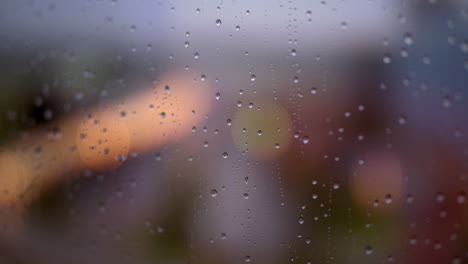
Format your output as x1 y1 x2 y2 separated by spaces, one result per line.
406 194 414 204
332 182 340 190
34 146 43 156
250 75 256 81
434 241 442 250
157 226 164 233
257 130 263 136
448 35 456 45
298 217 305 224
160 112 166 119
244 256 251 262
442 96 452 108
456 191 465 204
383 53 392 64
436 192 445 203
222 152 228 159
83 69 95 79
302 136 309 144
403 33 413 45
374 200 380 207
461 42 468 54
398 115 407 125
211 189 218 197
400 47 409 58
385 194 392 204
293 132 300 139
235 25 240 31
365 246 373 255
291 49 297 56
215 19 222 27
43 109 53 120
340 21 348 30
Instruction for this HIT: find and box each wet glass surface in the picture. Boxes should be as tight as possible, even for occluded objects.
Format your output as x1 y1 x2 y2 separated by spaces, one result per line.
0 1 467 263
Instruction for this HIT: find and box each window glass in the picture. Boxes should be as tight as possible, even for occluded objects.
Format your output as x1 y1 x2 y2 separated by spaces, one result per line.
0 1 467 263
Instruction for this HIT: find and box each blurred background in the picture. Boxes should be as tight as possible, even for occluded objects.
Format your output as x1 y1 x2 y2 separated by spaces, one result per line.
0 0 467 263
